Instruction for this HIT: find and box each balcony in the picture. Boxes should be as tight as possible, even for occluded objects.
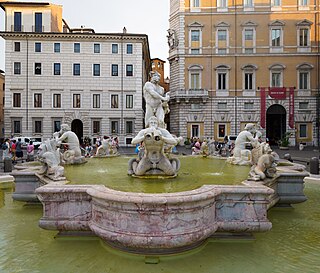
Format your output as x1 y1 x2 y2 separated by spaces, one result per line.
171 89 209 103
11 25 24 32
32 25 45 33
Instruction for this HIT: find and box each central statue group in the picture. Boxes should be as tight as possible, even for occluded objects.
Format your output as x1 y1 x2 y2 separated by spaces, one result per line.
128 71 181 177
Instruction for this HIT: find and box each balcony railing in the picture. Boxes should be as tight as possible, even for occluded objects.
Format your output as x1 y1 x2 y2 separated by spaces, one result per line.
32 25 45 33
11 25 24 32
171 89 209 101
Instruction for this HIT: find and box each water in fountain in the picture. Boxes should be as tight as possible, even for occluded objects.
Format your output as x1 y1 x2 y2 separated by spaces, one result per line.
1 182 319 272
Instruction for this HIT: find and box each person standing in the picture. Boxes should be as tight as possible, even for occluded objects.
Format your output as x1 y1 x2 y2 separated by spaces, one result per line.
11 139 16 163
26 141 35 162
2 138 11 160
15 138 23 162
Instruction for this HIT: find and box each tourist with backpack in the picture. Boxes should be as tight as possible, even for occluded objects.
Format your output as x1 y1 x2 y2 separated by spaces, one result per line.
2 138 11 160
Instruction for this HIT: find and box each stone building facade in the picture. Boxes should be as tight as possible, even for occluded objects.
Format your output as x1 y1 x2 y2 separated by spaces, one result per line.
0 1 151 145
0 70 4 138
168 0 319 146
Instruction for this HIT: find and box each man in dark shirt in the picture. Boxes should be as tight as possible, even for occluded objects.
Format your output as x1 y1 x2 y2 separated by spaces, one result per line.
16 138 24 162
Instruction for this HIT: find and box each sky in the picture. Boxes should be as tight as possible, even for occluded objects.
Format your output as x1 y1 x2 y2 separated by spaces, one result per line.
0 0 170 76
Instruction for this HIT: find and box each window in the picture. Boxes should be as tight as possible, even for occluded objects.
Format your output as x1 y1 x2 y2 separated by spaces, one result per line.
13 93 21 107
271 29 281 47
192 0 200 7
271 72 281 87
126 95 133 108
244 48 254 54
190 73 200 89
112 44 118 53
190 28 201 54
93 64 100 76
299 28 309 47
188 65 203 90
53 120 61 132
299 72 309 90
111 95 119 108
244 29 253 41
244 102 254 109
34 120 42 134
192 124 199 138
73 94 81 108
14 62 21 75
244 72 253 90
73 64 80 76
299 124 307 138
35 63 41 75
191 49 200 55
111 120 119 134
93 94 100 108
35 12 43 33
217 0 227 9
299 0 309 6
299 102 308 109
218 30 227 41
112 64 118 76
94 43 100 53
218 73 227 90
13 120 21 134
126 65 133 76
34 93 42 108
35 42 41 52
127 44 133 54
14 12 22 32
54 63 61 75
53 94 61 108
126 121 133 134
93 120 101 134
14 42 20 52
218 102 227 109
54 43 60 53
191 30 200 42
271 0 281 6
218 124 226 138
74 43 80 53
244 0 253 7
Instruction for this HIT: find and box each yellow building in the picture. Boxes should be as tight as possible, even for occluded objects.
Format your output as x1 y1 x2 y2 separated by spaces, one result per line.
168 0 319 146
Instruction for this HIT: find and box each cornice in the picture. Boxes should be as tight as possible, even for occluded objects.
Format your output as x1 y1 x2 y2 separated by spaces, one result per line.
0 31 148 42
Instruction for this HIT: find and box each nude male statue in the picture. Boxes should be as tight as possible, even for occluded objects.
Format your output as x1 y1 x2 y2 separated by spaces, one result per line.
143 71 170 128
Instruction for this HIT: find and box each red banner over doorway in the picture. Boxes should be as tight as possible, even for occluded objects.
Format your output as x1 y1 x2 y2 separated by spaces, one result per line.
269 87 286 99
260 88 266 129
289 87 294 128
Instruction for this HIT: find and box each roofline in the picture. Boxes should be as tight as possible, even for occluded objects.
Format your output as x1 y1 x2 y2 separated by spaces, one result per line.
151 58 166 63
0 1 51 11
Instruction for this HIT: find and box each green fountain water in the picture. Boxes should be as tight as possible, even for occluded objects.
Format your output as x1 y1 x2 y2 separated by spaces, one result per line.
0 180 319 272
65 156 250 193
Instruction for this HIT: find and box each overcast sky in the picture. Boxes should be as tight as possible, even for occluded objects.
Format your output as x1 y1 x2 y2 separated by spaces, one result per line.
0 0 170 76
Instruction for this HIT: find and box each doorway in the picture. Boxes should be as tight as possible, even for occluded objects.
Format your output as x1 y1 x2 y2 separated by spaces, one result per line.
266 104 286 145
71 119 83 144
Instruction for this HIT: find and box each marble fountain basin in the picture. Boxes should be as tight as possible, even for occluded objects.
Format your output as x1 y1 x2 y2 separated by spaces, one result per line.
32 156 308 254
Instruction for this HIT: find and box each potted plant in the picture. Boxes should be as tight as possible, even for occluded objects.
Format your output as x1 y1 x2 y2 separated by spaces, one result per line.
278 132 291 150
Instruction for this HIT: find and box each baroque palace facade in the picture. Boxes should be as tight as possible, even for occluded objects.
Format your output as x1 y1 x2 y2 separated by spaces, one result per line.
168 0 320 146
0 1 151 145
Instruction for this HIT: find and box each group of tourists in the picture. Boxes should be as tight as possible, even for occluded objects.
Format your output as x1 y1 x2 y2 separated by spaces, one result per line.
1 137 35 163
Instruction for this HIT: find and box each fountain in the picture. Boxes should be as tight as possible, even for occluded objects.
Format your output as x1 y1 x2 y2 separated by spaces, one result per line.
5 72 309 259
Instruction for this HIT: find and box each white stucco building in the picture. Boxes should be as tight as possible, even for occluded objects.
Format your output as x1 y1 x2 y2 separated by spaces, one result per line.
0 1 151 145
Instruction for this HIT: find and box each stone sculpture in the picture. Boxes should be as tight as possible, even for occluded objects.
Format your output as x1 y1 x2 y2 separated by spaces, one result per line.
54 124 85 164
227 123 260 165
95 136 119 157
248 153 279 181
143 71 170 129
128 116 180 176
37 139 65 180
